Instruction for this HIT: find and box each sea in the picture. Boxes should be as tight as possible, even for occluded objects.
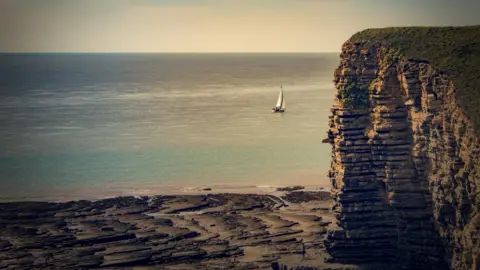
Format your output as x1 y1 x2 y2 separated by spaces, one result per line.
0 53 339 201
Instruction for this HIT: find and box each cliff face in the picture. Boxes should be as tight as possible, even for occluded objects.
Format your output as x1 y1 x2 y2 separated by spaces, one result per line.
324 41 479 269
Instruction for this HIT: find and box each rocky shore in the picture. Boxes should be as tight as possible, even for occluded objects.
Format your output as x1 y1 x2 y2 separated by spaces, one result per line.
0 190 351 270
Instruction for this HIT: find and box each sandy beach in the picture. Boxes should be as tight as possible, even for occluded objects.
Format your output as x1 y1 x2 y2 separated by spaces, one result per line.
0 187 353 269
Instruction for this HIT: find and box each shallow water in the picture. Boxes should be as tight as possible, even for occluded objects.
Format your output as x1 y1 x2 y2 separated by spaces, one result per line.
0 53 338 201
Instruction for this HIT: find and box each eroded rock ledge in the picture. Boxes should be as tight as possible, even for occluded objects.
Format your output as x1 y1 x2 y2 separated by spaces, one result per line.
324 41 479 270
0 191 335 270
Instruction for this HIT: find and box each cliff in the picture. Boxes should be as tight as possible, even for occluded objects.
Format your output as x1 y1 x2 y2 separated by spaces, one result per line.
324 26 480 270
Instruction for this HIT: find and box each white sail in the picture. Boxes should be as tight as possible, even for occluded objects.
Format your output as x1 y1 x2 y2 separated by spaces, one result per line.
281 96 286 110
275 89 283 108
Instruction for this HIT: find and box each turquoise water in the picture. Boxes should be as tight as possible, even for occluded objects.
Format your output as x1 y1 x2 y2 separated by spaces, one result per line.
0 53 337 201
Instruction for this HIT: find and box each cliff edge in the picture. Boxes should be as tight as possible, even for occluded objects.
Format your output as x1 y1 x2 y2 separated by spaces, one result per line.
324 26 480 270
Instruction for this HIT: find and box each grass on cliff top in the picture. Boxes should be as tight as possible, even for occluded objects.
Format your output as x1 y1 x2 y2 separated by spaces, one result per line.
350 25 480 130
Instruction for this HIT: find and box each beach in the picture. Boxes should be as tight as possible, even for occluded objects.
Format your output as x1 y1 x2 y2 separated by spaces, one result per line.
0 54 342 269
0 187 353 269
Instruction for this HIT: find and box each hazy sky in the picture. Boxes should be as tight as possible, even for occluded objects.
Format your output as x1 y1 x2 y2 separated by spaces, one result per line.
1 0 479 52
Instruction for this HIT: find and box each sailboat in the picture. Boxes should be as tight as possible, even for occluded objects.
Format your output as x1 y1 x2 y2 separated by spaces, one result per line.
272 85 286 113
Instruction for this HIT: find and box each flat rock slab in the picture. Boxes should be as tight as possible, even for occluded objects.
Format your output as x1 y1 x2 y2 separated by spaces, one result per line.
0 192 334 269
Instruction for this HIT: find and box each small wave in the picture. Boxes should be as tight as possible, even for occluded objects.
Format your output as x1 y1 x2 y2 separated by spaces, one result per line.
256 185 274 189
52 126 84 130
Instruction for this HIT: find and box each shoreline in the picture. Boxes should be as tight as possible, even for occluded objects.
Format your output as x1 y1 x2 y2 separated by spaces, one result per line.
0 187 351 270
0 183 330 203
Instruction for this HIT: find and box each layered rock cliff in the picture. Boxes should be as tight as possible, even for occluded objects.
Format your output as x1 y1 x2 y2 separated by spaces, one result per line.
324 27 480 270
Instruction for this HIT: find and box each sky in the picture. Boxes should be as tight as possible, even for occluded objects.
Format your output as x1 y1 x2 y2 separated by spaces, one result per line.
1 0 479 53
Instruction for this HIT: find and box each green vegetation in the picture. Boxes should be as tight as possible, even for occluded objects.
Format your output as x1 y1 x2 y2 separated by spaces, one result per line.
368 78 379 91
339 79 370 109
350 26 480 130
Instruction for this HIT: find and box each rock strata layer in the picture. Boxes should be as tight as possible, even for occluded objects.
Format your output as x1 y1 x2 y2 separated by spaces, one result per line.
0 191 335 270
324 41 479 270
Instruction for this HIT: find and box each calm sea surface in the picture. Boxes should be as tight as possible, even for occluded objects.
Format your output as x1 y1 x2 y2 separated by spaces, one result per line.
0 53 338 201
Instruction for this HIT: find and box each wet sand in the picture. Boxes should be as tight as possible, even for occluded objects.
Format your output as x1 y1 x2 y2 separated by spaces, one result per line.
0 188 354 269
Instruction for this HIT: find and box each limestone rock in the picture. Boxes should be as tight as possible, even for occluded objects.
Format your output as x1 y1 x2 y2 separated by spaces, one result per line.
324 41 479 270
